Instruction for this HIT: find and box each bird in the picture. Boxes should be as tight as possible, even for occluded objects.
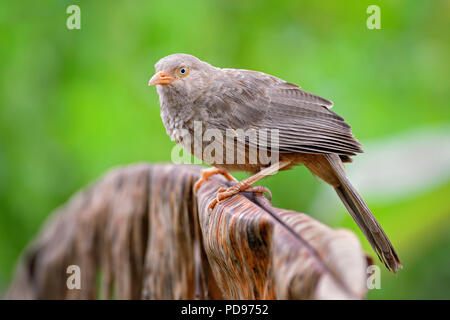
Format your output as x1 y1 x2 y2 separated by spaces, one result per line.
148 53 401 273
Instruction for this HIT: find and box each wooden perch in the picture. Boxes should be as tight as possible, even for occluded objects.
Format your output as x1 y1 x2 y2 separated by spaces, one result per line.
6 163 368 300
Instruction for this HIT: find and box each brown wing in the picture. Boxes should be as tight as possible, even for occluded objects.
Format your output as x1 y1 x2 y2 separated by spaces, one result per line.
202 68 363 157
262 82 363 156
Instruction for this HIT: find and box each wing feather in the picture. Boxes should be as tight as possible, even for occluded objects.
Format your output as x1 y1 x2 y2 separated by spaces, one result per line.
203 68 363 157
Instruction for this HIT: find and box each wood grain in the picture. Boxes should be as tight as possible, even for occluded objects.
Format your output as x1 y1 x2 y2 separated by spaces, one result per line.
6 163 368 300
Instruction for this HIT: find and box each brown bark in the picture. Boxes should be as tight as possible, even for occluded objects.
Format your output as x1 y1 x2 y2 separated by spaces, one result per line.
6 163 368 300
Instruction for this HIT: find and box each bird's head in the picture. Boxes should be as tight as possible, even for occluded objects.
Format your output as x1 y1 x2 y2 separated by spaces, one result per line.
149 53 215 98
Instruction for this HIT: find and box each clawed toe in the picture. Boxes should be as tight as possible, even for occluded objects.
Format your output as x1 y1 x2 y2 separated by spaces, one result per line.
207 187 236 211
194 178 205 193
244 185 272 200
207 184 272 213
207 198 218 211
194 167 238 194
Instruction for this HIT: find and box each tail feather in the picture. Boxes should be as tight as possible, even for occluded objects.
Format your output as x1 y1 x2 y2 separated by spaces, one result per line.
325 154 402 273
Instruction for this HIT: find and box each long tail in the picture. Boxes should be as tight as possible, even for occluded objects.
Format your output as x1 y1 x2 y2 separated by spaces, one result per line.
326 154 401 272
304 153 402 272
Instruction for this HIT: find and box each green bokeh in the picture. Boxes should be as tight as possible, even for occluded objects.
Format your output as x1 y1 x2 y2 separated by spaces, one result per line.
0 0 449 298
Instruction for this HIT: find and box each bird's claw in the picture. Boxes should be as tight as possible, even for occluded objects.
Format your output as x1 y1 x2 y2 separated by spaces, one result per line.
244 185 272 200
194 167 238 193
207 185 272 212
193 178 206 193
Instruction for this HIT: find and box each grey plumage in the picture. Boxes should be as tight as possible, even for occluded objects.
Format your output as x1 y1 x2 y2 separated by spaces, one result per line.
150 53 401 272
155 53 361 158
325 154 401 271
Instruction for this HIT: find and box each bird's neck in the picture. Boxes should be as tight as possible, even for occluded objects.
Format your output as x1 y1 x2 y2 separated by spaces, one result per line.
159 94 195 144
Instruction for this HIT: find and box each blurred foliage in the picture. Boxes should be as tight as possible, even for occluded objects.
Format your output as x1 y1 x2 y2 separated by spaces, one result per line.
0 0 449 298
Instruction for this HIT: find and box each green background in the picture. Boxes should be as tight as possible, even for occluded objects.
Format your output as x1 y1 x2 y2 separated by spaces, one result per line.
0 0 449 299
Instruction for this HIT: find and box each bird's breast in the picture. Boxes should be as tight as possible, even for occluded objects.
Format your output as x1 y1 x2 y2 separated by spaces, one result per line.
160 107 190 141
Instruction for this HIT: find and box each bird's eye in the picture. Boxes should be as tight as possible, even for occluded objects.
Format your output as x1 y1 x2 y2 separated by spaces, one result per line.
177 66 189 77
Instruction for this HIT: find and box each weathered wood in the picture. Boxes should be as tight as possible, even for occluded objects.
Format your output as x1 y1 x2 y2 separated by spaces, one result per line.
6 163 368 300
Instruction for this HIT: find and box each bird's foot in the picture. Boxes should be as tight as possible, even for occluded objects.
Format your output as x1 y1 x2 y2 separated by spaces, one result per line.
194 167 238 193
207 183 272 211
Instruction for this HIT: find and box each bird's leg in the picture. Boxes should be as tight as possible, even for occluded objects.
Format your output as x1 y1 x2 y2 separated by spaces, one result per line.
194 167 238 193
208 159 293 210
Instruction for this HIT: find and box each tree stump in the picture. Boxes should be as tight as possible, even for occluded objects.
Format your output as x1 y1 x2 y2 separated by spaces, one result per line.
6 163 368 300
